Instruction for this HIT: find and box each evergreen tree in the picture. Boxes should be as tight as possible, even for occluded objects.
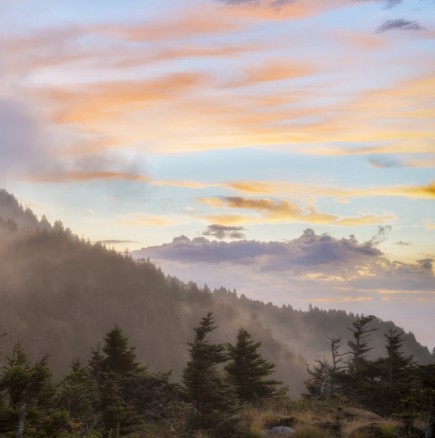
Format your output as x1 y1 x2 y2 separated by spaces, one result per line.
419 363 435 437
225 328 282 404
89 327 144 435
183 311 238 433
384 328 414 387
347 315 377 378
100 325 140 375
0 343 63 437
89 326 177 436
342 315 377 405
57 359 100 435
363 328 417 416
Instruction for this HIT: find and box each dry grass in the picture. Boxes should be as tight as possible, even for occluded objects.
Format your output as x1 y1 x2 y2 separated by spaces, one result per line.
126 400 408 438
292 425 333 437
242 403 292 434
343 417 403 438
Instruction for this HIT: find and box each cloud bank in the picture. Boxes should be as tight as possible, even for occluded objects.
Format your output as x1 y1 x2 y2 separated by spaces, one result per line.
133 228 434 290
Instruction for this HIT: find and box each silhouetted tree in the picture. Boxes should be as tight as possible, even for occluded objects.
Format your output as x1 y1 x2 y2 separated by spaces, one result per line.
183 311 238 433
0 343 62 437
347 315 377 378
57 359 100 435
225 328 282 403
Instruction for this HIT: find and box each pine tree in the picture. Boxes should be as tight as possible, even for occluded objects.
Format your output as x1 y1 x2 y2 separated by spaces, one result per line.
183 311 238 433
100 325 140 375
89 325 177 435
347 315 377 378
225 328 282 404
89 326 144 435
384 328 414 386
57 359 100 435
0 343 60 437
344 315 377 404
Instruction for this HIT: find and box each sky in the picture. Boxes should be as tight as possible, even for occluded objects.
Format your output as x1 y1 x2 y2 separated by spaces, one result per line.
1 0 434 348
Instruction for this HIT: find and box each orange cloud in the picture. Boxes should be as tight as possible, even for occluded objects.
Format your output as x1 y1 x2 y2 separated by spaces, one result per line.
336 30 387 51
216 0 350 22
111 44 255 69
116 214 170 228
41 72 210 124
94 11 241 43
226 180 435 200
231 62 313 87
377 289 427 295
4 3 433 158
24 171 150 183
152 180 221 190
199 196 395 226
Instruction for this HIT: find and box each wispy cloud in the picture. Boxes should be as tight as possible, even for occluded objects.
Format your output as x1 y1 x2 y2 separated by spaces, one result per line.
203 224 246 239
43 73 210 124
95 12 241 43
229 62 313 87
116 214 171 227
24 171 150 184
395 241 411 246
200 196 396 226
377 19 425 33
225 180 435 200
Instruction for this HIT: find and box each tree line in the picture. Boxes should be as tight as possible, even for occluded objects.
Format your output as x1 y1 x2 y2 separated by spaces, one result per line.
305 315 435 436
0 312 283 437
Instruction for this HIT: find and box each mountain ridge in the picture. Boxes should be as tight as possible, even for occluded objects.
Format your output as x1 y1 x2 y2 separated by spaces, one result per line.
0 189 432 397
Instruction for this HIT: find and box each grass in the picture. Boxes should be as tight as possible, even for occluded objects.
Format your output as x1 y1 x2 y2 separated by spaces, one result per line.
124 399 415 437
292 425 333 437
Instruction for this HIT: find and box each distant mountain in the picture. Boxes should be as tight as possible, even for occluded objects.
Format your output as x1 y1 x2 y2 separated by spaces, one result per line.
0 190 433 397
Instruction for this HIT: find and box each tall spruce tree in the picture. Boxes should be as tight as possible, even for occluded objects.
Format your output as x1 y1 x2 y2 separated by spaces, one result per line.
89 326 144 436
89 326 177 436
225 328 282 404
347 315 377 378
0 343 61 437
344 315 377 404
57 359 100 435
182 311 238 433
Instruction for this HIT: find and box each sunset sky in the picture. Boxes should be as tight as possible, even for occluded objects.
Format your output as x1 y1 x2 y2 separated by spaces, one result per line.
1 0 434 347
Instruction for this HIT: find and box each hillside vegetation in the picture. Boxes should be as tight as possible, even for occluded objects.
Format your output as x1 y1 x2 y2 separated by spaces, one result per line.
0 189 432 389
0 189 434 436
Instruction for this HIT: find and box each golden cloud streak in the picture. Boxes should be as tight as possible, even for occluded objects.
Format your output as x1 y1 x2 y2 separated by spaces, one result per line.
3 2 433 158
231 62 313 87
45 72 209 124
377 289 428 295
24 171 150 183
309 296 374 303
226 180 435 200
116 214 170 227
199 196 395 226
152 180 221 190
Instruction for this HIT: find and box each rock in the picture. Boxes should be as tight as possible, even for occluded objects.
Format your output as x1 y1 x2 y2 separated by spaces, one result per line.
262 425 295 436
342 407 384 422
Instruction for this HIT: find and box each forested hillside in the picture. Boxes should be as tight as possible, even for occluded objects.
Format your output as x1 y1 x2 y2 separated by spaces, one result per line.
0 189 433 399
